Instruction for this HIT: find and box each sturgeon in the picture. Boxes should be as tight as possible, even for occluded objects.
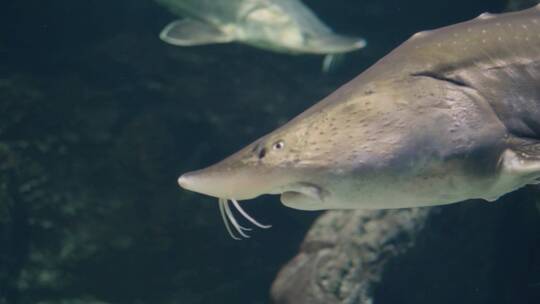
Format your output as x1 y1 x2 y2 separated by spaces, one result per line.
177 6 540 238
155 0 366 71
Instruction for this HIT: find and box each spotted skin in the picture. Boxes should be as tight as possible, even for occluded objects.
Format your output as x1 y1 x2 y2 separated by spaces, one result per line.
178 6 540 211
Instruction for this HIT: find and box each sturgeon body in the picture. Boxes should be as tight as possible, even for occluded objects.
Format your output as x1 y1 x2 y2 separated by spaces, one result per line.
178 5 540 229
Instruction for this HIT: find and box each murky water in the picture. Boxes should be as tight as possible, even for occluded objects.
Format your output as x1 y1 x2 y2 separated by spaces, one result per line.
1 0 538 303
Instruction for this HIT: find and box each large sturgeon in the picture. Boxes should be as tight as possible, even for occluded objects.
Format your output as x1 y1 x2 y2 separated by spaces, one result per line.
155 0 366 71
178 6 540 239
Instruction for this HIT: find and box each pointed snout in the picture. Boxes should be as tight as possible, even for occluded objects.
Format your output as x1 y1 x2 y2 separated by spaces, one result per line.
177 170 210 195
354 38 367 49
177 164 275 200
177 172 193 190
317 35 367 53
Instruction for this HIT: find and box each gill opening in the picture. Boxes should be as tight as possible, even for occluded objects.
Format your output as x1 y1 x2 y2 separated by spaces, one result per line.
218 198 272 240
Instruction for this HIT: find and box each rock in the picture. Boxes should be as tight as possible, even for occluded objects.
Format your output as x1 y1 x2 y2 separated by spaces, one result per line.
271 208 431 304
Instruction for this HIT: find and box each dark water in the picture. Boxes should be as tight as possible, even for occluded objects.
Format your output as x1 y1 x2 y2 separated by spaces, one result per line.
0 0 538 303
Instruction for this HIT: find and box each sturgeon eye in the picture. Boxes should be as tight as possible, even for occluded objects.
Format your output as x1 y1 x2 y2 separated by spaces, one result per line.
273 140 285 150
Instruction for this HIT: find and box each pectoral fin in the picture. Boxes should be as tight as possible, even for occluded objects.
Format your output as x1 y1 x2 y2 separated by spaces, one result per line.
501 142 540 178
485 141 540 202
159 19 234 46
496 142 540 213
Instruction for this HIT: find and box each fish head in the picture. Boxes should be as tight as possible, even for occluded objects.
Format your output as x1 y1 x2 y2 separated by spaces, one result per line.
240 3 365 55
177 80 412 210
177 122 324 203
254 23 366 55
300 32 367 54
179 75 503 210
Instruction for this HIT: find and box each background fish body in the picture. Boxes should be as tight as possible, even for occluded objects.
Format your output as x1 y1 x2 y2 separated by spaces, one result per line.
155 0 366 55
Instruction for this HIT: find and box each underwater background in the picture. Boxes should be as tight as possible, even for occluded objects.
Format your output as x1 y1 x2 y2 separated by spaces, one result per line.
0 0 539 303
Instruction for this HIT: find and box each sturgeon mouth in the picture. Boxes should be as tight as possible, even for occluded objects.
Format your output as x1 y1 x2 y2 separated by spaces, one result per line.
217 183 325 239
